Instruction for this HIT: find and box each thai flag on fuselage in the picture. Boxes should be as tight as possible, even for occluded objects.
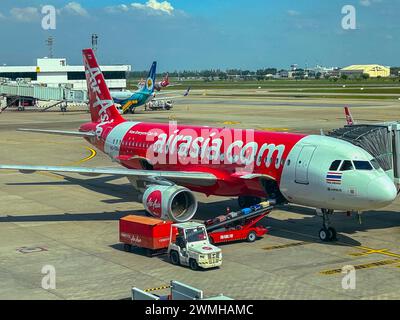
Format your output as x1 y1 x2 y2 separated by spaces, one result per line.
326 172 342 184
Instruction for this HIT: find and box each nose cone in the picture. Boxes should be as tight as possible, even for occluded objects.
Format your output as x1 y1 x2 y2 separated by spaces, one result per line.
367 176 397 207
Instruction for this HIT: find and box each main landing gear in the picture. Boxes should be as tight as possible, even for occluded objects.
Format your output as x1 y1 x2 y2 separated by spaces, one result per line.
318 209 337 242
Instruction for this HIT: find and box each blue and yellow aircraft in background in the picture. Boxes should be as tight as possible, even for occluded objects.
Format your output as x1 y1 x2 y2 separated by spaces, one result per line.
110 61 191 114
110 61 157 114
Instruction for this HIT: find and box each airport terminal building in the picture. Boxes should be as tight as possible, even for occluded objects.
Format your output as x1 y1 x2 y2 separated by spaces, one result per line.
0 57 131 90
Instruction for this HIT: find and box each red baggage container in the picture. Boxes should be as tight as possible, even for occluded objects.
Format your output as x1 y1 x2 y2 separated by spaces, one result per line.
119 215 175 250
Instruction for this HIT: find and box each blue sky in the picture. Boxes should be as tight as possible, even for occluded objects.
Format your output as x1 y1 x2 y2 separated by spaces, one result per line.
0 0 398 71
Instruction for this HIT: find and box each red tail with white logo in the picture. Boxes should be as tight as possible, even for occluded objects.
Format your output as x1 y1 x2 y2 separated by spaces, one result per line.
161 73 170 87
344 106 354 126
82 48 124 123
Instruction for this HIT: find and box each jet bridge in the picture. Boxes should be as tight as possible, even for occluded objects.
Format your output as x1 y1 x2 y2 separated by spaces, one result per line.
0 80 87 112
328 123 400 189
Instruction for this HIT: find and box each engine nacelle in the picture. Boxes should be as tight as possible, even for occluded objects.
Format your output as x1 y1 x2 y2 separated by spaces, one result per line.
142 185 198 222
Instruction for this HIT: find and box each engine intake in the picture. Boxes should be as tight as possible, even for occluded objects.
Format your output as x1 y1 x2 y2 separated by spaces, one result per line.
142 185 198 222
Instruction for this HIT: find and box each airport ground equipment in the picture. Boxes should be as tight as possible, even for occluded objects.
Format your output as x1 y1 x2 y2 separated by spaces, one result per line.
204 202 272 244
0 81 87 112
119 215 175 256
120 216 222 269
132 280 233 300
168 222 222 270
328 122 400 190
145 99 173 111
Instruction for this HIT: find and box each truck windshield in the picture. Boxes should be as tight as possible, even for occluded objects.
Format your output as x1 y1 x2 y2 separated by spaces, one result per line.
186 227 207 243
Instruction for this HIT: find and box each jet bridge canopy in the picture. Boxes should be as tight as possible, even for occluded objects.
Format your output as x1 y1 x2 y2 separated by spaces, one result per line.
328 125 392 171
328 123 400 188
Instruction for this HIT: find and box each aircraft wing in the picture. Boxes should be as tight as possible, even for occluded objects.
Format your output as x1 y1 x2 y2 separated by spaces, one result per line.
0 165 217 187
18 129 95 137
155 90 185 96
152 87 191 101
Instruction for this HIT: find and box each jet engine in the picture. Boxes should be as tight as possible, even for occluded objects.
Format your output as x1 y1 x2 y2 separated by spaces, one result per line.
142 185 198 222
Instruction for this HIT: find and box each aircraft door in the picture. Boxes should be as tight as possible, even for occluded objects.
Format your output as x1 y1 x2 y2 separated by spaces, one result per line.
295 145 317 184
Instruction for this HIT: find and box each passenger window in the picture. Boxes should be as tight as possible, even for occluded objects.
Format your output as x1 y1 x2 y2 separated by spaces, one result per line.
340 160 354 171
353 161 373 170
329 160 341 171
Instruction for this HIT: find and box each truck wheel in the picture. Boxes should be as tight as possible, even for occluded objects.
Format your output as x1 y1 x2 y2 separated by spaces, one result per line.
169 251 180 265
189 259 198 271
123 244 132 252
247 231 257 242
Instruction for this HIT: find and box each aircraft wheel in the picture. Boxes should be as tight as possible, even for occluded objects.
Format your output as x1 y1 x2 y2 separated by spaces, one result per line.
247 231 257 243
328 227 337 241
319 228 330 242
123 244 132 252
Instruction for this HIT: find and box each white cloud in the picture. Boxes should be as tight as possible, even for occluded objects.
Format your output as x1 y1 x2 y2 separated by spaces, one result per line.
10 7 40 22
287 10 300 16
107 1 175 15
132 0 174 15
0 12 5 19
360 0 382 6
105 4 130 13
59 2 88 16
360 0 371 6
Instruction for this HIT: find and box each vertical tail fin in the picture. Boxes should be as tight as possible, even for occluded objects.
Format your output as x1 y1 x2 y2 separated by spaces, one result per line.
161 73 170 87
140 61 157 94
82 48 124 123
344 106 354 126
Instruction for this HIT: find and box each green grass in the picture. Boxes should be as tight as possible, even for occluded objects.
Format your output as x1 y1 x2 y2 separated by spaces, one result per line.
273 88 400 94
126 78 400 100
127 78 400 91
197 93 399 100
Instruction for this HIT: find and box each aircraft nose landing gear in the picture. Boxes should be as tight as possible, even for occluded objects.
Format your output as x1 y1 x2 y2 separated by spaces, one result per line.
318 209 337 242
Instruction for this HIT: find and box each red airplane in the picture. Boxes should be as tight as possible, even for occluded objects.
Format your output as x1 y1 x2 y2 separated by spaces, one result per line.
138 73 170 92
0 49 396 242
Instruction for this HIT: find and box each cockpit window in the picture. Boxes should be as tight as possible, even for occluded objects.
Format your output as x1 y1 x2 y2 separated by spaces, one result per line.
329 160 341 171
370 159 381 170
353 161 373 170
340 160 354 171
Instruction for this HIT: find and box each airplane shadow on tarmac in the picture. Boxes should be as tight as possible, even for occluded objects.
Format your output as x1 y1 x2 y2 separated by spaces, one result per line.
5 174 400 247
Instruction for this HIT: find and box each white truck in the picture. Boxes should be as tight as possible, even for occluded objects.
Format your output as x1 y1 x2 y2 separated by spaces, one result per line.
168 222 222 270
145 99 173 111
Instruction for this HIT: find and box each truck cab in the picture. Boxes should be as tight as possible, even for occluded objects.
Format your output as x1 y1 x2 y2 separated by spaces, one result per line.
168 222 222 270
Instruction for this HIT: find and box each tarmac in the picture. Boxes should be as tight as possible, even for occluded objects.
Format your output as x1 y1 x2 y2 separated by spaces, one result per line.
0 94 400 300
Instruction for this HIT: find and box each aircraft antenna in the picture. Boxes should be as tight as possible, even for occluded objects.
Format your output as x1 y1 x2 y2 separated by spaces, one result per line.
92 34 98 53
46 36 54 58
